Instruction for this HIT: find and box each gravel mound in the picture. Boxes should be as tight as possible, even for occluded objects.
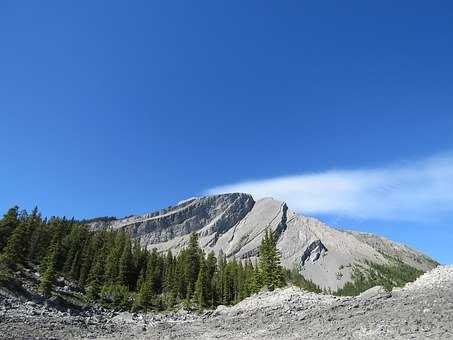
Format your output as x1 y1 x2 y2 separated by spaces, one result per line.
0 265 452 339
401 265 453 292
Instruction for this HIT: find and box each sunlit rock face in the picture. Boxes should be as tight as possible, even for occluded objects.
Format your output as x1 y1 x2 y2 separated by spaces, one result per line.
89 193 438 290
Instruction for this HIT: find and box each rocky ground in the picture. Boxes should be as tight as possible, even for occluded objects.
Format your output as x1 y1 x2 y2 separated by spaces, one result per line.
1 266 452 339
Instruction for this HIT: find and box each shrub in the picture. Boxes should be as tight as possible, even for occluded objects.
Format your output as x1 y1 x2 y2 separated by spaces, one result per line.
100 284 131 309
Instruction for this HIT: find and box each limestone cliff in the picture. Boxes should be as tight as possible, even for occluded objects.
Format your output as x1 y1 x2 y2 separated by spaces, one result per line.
89 193 438 290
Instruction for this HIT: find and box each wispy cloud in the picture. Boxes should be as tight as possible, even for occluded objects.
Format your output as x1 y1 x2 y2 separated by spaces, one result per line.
207 153 453 222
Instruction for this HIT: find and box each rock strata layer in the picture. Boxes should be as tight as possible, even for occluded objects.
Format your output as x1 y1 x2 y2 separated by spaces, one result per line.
89 193 438 290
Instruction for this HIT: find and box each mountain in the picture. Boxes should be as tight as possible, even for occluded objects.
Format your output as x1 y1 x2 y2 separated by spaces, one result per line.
89 193 438 290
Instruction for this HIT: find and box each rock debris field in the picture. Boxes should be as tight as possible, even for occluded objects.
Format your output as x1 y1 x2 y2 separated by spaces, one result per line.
1 266 452 340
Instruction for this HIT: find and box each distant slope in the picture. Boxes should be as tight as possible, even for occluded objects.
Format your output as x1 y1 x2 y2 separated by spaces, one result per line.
345 230 439 271
89 193 438 290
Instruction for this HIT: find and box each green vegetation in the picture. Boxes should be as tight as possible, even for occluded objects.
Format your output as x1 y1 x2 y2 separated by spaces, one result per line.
335 260 423 296
284 267 322 293
79 216 117 224
0 205 424 309
0 206 310 312
259 228 285 290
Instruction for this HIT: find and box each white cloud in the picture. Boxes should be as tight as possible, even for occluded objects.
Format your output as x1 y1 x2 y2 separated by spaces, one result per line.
207 153 453 222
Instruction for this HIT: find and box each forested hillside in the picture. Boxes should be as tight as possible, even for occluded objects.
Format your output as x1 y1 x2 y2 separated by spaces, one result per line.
0 206 312 311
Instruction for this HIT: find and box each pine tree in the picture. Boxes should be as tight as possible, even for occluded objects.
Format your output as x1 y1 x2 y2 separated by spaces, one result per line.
214 250 227 305
39 228 62 297
136 248 163 310
176 249 188 299
86 253 105 301
105 231 126 284
162 250 177 309
195 257 208 308
223 261 233 304
249 260 262 294
237 261 248 301
137 278 154 311
28 216 51 263
39 260 55 297
163 250 175 293
131 240 147 290
118 239 133 288
147 248 162 294
79 233 99 285
205 251 217 306
69 249 82 281
45 218 65 272
243 259 254 297
0 206 19 252
25 207 44 261
63 225 85 275
259 228 284 291
136 269 146 292
185 232 201 298
86 232 110 301
2 218 29 268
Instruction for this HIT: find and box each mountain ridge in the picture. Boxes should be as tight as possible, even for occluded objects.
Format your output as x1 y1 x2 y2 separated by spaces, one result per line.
88 193 438 290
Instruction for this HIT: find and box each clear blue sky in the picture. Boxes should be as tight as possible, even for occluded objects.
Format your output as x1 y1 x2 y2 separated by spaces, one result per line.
1 1 452 263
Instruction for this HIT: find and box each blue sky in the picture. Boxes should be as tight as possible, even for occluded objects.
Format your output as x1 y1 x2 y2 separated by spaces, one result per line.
0 1 452 263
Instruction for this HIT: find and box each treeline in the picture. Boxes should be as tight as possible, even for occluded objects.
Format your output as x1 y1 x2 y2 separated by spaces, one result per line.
335 260 423 296
0 206 309 311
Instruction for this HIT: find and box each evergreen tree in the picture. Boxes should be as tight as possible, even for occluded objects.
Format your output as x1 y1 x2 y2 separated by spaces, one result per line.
163 249 177 307
205 251 217 306
136 269 146 292
26 207 45 262
136 248 163 310
86 232 110 301
0 206 19 252
0 205 309 313
259 228 284 291
137 274 154 311
105 231 126 284
86 253 105 301
63 225 86 275
39 260 55 297
237 261 248 301
185 232 201 298
131 240 147 290
176 249 188 299
28 216 51 263
118 239 133 288
79 233 99 285
38 227 63 297
223 261 233 304
288 266 322 293
215 250 227 305
195 257 208 308
249 260 262 294
243 259 254 296
69 249 82 281
2 218 29 267
45 218 65 272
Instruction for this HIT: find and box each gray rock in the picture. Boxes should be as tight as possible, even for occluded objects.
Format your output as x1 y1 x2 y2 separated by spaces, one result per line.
358 286 389 299
89 193 438 290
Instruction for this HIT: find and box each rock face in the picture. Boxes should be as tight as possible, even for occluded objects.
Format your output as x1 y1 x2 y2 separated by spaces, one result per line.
344 230 439 272
89 193 438 290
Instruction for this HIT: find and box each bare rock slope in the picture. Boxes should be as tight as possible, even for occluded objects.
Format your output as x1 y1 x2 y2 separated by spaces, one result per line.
90 193 437 290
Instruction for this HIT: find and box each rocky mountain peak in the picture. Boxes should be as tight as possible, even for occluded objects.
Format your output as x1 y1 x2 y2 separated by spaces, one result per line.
89 193 438 290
